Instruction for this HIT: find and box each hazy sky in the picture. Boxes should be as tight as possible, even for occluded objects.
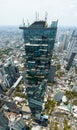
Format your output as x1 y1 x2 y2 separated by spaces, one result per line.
0 0 77 26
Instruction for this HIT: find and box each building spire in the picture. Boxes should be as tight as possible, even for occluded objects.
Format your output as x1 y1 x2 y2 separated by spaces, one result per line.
23 18 25 27
45 12 48 21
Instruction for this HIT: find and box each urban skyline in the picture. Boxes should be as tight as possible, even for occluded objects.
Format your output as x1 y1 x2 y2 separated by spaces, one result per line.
0 0 77 26
0 17 77 129
0 1 77 129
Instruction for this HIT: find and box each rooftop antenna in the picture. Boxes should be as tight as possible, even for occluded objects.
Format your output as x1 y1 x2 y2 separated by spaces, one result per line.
38 12 39 21
45 12 48 21
35 12 38 21
27 19 29 27
23 18 25 27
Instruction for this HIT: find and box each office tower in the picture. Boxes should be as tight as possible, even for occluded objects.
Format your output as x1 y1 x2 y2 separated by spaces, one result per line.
25 39 52 118
20 20 58 119
66 31 77 70
63 32 70 50
3 57 20 87
59 31 70 52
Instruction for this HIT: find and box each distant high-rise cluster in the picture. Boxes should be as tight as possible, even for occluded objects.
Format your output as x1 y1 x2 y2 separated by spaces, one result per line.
58 31 71 52
66 30 77 70
0 57 20 91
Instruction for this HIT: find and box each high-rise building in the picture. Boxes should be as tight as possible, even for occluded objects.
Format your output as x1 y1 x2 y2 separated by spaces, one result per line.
66 31 77 70
20 20 58 119
58 31 71 52
63 32 70 50
3 57 20 88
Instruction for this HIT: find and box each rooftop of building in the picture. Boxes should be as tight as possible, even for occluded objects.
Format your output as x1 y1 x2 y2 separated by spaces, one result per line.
3 101 21 114
29 21 47 28
19 20 58 29
0 112 9 129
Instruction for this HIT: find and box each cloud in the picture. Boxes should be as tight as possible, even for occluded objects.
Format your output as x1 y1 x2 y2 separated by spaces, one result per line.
69 4 76 8
0 0 77 26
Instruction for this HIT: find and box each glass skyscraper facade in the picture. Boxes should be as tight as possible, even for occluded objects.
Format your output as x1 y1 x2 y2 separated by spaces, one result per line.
19 20 58 119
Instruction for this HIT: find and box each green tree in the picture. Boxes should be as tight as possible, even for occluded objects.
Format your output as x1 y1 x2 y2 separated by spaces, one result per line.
65 90 77 99
54 122 59 130
45 99 56 115
64 119 71 130
57 64 61 70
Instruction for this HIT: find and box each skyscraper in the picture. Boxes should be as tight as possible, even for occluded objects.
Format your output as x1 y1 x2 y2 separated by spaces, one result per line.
19 19 58 119
66 31 77 70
